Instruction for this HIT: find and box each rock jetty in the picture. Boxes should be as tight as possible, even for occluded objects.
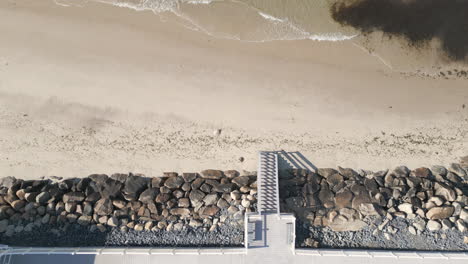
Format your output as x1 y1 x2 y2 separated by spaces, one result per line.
280 163 468 250
0 170 257 246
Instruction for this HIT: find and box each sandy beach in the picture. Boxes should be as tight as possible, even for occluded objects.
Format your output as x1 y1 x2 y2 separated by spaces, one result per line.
0 0 467 179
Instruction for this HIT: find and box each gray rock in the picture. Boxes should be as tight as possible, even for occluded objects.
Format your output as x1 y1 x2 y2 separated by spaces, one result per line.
138 188 159 203
191 178 205 190
224 170 239 179
182 173 198 183
217 198 229 208
231 176 250 187
164 176 184 189
427 220 441 231
200 206 220 217
189 219 203 228
335 190 353 209
426 206 454 220
178 198 190 208
441 219 452 230
390 166 410 177
63 192 86 203
460 209 468 223
203 193 219 206
123 175 149 196
189 190 206 203
408 226 417 235
398 203 413 214
94 198 114 216
359 203 381 216
410 167 431 178
200 170 224 180
77 215 92 226
35 192 51 204
11 200 26 211
170 208 191 216
434 183 456 202
326 173 344 187
107 216 118 227
456 219 467 232
155 193 171 203
337 167 359 179
317 168 338 178
448 163 467 177
431 165 447 176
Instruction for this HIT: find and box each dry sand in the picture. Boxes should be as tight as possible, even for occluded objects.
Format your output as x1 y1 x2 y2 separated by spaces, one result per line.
0 0 467 179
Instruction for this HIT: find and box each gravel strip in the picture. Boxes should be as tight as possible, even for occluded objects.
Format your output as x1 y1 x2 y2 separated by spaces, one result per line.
0 223 243 247
297 217 468 251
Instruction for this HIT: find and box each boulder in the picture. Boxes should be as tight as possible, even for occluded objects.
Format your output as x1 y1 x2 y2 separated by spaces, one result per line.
351 193 371 210
138 188 159 203
398 203 413 214
85 192 101 203
203 193 219 206
213 183 236 193
411 167 431 178
191 178 205 190
155 193 171 204
123 175 149 196
182 173 198 183
170 208 191 216
434 183 456 202
189 190 206 203
460 209 468 223
390 166 410 178
448 163 467 177
335 190 353 209
107 216 119 227
426 206 454 220
178 198 190 208
431 166 447 176
97 178 123 199
77 215 92 226
224 170 239 179
164 176 184 189
359 203 381 216
200 206 220 216
11 200 25 211
89 174 108 183
427 220 441 231
337 167 359 179
326 173 343 187
317 168 338 178
35 192 51 204
302 183 320 194
24 192 39 203
318 187 334 208
231 176 250 187
94 198 114 216
328 215 366 231
200 170 224 180
217 198 229 208
63 192 86 203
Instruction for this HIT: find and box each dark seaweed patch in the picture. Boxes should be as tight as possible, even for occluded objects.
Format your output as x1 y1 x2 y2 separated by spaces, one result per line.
330 0 468 61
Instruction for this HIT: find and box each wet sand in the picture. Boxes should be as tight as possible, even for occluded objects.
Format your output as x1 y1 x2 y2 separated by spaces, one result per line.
0 0 467 179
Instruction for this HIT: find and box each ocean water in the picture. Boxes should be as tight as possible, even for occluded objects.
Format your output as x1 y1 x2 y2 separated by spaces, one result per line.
55 0 358 42
53 0 468 75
